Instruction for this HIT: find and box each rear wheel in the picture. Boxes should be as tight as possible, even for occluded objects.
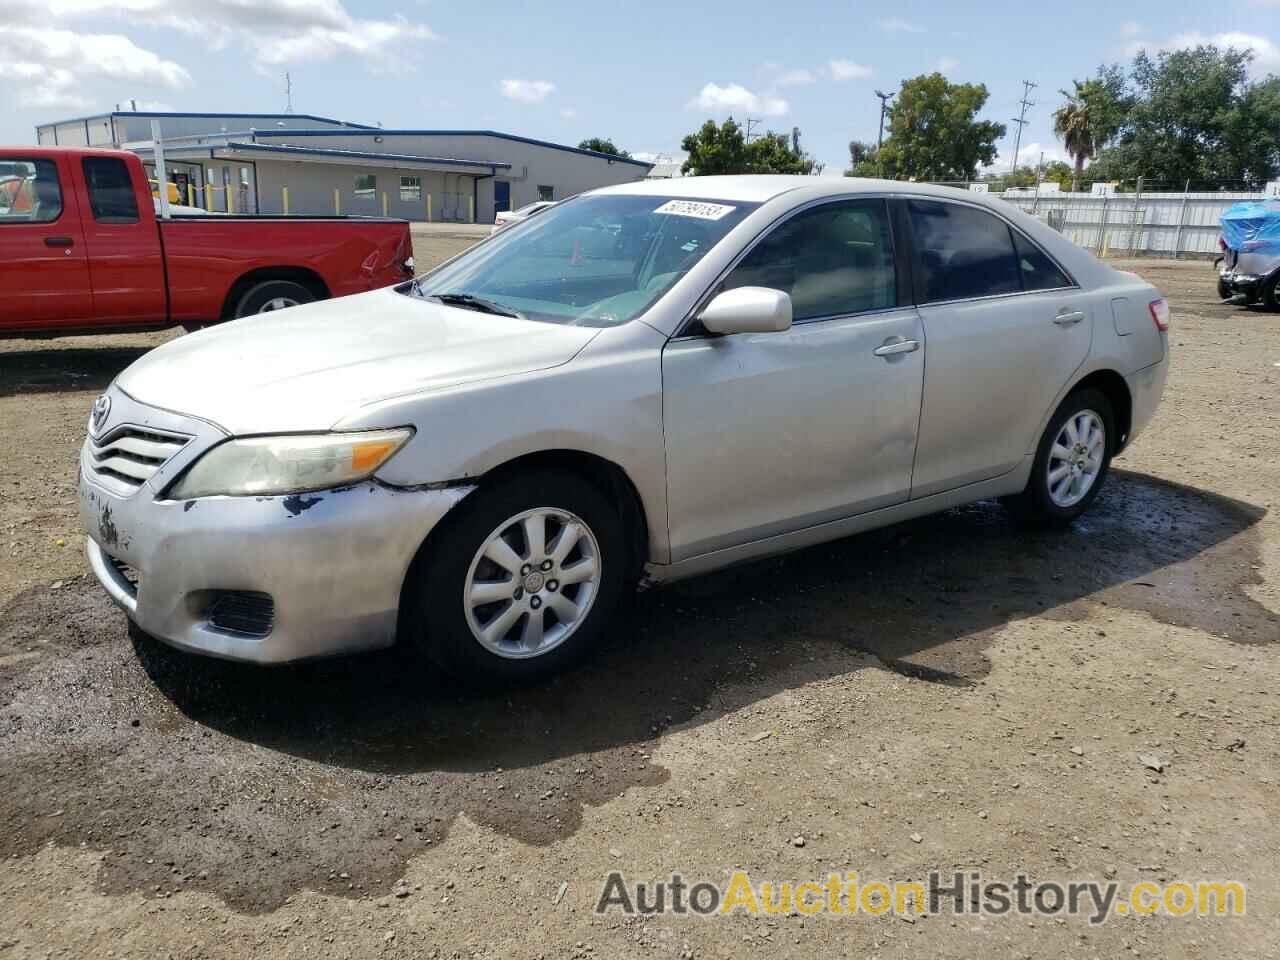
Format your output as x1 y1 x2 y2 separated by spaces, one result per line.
1216 276 1232 301
1262 274 1280 311
403 470 627 684
1004 387 1115 527
234 280 316 318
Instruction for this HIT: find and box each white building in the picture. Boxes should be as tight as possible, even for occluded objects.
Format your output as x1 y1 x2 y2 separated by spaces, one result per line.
35 110 652 223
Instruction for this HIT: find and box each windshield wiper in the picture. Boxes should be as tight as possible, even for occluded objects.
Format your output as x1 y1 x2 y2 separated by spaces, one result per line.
427 292 523 319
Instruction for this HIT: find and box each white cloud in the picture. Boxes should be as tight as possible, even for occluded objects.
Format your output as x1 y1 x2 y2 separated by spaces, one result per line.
0 27 190 109
828 58 872 80
1119 21 1142 36
500 78 556 103
559 107 577 119
687 82 789 117
878 17 923 33
776 68 817 87
935 56 959 73
9 0 436 70
990 141 1066 170
1123 30 1280 70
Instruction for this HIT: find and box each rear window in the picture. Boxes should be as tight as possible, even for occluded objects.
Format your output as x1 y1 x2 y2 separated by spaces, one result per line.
1012 230 1071 291
909 199 1021 303
0 160 62 223
82 157 139 223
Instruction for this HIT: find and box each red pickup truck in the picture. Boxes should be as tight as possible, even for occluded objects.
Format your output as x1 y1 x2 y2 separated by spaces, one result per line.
0 147 414 337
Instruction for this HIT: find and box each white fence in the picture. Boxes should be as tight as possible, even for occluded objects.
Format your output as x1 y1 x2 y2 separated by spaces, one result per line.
996 189 1261 258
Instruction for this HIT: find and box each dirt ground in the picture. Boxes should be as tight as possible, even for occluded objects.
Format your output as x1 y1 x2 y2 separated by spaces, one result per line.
0 251 1277 958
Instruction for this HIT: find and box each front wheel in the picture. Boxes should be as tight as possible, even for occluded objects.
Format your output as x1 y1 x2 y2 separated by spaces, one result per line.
1004 387 1115 527
403 470 628 684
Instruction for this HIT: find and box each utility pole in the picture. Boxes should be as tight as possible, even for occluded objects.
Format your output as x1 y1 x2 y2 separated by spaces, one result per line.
284 72 294 114
1009 79 1037 173
744 117 761 142
874 88 893 177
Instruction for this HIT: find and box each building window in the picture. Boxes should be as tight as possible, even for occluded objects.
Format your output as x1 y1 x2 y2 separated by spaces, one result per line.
400 176 422 201
354 174 377 199
537 185 555 202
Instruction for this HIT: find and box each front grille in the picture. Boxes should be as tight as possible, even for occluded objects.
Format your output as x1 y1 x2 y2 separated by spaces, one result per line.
207 591 275 638
88 426 190 494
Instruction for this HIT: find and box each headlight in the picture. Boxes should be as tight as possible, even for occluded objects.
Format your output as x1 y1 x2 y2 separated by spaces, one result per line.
168 429 412 499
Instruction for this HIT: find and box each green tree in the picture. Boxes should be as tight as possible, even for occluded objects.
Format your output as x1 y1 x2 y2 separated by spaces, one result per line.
845 139 878 177
680 119 815 175
873 74 1006 180
1087 45 1280 187
1041 160 1076 191
577 137 631 159
1053 76 1125 192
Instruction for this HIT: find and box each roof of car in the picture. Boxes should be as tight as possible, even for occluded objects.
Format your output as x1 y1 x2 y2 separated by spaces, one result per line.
593 174 1007 205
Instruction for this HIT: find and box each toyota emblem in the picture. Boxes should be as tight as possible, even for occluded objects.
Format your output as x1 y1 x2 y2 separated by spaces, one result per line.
91 394 112 432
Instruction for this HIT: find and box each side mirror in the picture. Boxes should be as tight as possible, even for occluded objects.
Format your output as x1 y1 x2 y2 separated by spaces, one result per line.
699 286 792 335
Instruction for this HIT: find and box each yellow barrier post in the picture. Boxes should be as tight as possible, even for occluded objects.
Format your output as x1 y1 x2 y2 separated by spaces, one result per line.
204 183 213 210
282 186 289 215
382 192 389 217
227 187 235 215
469 195 475 224
426 194 432 222
186 184 195 207
334 188 341 215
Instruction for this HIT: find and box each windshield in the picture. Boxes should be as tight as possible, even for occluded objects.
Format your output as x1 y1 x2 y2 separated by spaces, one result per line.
406 194 759 327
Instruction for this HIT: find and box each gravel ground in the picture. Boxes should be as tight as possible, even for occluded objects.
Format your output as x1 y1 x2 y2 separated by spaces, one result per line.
0 253 1277 958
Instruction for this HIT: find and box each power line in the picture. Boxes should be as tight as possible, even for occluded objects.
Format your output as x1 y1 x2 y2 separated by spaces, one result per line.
1009 79 1037 172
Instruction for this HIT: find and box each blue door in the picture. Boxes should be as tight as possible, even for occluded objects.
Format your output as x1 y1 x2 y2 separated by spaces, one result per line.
494 181 510 218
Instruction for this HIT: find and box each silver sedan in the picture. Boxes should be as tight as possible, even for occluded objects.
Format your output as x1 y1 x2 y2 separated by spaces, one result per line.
80 176 1169 682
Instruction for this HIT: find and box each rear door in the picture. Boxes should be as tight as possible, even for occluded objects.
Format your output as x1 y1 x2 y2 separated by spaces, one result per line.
904 198 1092 498
0 155 93 331
74 155 167 325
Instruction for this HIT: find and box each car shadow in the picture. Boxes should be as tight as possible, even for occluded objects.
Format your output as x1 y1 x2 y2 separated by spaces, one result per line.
0 346 153 397
135 469 1274 779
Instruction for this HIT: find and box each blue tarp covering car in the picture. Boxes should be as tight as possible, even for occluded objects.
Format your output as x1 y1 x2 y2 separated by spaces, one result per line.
1219 200 1280 305
1220 199 1280 252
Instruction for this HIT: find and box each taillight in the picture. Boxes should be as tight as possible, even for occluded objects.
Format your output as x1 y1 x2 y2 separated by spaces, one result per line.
1148 298 1170 332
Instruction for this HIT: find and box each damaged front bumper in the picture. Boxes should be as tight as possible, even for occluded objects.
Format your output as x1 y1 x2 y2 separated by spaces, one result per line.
81 477 472 663
78 388 473 663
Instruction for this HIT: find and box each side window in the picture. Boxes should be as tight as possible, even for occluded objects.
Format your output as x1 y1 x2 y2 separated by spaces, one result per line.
723 199 897 321
908 199 1020 303
1012 230 1071 291
82 157 139 223
537 185 555 202
0 159 63 223
354 174 376 199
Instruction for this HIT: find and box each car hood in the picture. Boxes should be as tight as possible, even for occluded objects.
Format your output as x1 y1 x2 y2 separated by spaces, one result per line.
116 286 600 434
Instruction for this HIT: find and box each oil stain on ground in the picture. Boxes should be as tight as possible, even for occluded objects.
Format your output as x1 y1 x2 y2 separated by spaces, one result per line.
0 470 1272 912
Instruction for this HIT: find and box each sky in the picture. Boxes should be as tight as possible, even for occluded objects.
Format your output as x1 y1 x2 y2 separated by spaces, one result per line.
1 0 1278 176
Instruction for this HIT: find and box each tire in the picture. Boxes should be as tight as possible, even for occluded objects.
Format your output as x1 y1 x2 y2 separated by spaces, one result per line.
1262 275 1280 311
403 469 628 684
1003 387 1115 527
233 280 316 318
1216 277 1232 301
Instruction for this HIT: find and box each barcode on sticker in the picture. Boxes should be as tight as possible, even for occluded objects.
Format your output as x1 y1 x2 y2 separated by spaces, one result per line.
653 200 737 221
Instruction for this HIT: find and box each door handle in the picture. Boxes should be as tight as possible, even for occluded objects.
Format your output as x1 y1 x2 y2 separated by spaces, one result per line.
44 236 74 248
1053 310 1085 326
873 337 920 358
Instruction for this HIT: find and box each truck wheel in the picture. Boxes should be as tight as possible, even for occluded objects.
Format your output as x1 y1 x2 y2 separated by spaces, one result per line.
403 469 627 685
1002 388 1115 528
234 280 316 318
1216 277 1232 301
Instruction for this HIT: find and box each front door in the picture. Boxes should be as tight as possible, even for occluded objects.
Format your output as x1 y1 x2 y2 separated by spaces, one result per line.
0 155 93 332
494 180 511 216
904 198 1093 498
662 198 925 561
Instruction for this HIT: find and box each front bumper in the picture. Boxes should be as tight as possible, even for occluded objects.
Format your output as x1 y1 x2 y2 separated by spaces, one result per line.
82 476 472 662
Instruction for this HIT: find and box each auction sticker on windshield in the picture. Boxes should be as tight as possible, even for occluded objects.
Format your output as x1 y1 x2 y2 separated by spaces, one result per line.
653 200 738 220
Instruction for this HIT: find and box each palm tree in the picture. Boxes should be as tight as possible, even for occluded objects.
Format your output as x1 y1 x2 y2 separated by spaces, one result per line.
1053 80 1101 192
